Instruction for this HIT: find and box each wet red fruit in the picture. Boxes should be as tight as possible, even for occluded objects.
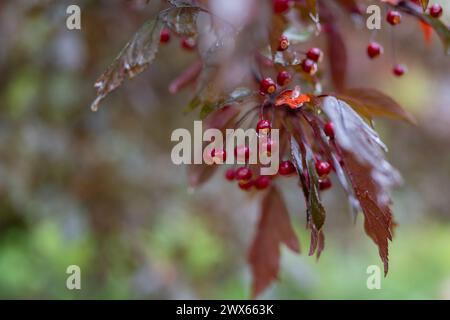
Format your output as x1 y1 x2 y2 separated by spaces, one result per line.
225 168 235 181
261 137 276 156
160 29 170 43
234 146 250 162
211 148 226 163
277 35 290 51
277 70 292 86
367 42 383 59
260 77 277 95
273 0 291 14
279 160 296 176
387 10 402 25
324 122 334 139
316 161 331 177
256 119 271 134
319 178 332 191
301 59 318 75
306 47 323 62
236 167 252 181
238 180 253 191
181 38 196 50
254 176 271 190
393 64 407 77
429 4 443 18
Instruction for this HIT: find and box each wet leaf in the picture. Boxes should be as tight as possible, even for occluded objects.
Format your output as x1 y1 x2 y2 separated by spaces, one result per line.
162 6 202 38
326 25 347 92
275 88 311 109
337 88 416 124
322 97 402 205
340 150 395 275
91 17 164 111
198 87 255 119
322 97 401 274
307 158 325 231
248 187 300 298
289 131 326 257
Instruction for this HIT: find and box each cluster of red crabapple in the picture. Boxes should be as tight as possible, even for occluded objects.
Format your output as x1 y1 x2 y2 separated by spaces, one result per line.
367 3 443 77
221 119 335 192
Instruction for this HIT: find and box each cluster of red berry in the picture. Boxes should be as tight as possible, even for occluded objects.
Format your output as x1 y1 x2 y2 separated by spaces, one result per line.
223 119 335 192
367 3 444 77
259 46 323 97
159 28 196 50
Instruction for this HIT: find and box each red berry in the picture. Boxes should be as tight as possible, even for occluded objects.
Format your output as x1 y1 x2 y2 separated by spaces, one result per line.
260 77 277 95
273 0 291 14
324 122 334 139
315 161 331 177
236 167 252 181
429 4 443 18
181 38 196 50
225 168 235 181
277 70 292 86
160 29 171 43
393 64 407 77
387 10 402 25
301 59 318 75
306 47 323 62
319 178 332 191
279 160 296 176
367 42 383 59
260 137 276 156
234 146 250 162
277 35 290 51
211 148 226 163
256 119 271 134
254 176 271 190
238 180 253 191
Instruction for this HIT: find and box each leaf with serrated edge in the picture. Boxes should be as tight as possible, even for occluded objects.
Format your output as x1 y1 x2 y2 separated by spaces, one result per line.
248 187 300 298
322 96 400 274
91 17 164 111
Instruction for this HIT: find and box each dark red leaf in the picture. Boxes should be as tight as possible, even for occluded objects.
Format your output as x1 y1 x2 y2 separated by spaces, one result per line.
326 25 347 92
248 187 300 298
322 96 401 275
337 88 416 124
340 150 394 275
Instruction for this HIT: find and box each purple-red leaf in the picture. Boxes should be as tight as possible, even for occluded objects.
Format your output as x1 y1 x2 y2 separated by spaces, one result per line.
91 18 164 111
248 187 300 298
322 97 401 274
337 88 416 124
340 150 394 275
326 25 347 92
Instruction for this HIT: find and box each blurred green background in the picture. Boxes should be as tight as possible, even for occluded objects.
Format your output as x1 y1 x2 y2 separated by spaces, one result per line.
0 0 449 299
